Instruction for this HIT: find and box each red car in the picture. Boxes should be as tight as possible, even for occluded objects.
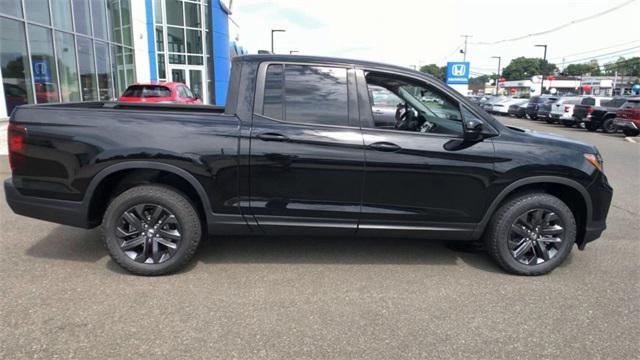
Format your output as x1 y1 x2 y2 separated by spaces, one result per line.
614 97 640 136
118 82 202 104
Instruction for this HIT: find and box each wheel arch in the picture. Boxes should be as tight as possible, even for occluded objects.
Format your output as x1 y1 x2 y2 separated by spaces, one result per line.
83 161 212 227
475 176 592 247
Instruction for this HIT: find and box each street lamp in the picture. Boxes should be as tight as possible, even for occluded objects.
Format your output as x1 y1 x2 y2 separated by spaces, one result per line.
271 29 286 54
492 56 501 95
535 44 548 94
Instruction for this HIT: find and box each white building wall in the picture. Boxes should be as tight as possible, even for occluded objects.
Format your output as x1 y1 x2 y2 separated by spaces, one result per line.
130 0 151 83
0 70 6 118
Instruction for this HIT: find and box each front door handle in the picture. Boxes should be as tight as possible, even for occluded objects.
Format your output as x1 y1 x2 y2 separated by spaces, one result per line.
368 141 402 152
257 132 289 142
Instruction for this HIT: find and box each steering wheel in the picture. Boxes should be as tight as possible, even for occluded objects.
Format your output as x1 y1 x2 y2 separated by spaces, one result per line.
394 103 415 130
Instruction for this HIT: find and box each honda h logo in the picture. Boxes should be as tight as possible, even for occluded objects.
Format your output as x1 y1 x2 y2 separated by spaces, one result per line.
451 64 466 76
446 61 470 85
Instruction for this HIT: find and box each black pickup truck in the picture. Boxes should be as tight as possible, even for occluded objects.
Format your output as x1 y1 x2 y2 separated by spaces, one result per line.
573 97 627 133
5 55 612 276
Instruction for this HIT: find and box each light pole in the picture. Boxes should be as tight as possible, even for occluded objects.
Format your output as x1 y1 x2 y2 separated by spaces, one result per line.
492 56 501 95
461 34 472 61
535 44 548 94
271 29 285 54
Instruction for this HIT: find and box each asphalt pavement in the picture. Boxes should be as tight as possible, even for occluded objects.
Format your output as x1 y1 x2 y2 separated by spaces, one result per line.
0 116 638 359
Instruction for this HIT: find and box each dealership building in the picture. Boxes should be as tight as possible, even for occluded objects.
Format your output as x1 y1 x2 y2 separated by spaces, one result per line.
0 0 244 118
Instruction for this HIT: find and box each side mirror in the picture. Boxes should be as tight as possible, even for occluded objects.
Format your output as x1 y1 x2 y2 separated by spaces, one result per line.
463 118 484 142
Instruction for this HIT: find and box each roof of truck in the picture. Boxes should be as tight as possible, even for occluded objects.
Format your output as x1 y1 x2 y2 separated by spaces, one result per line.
234 54 437 80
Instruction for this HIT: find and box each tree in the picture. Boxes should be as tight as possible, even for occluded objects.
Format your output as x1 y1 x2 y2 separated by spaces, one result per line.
419 64 446 81
561 61 601 76
501 57 558 80
604 57 640 77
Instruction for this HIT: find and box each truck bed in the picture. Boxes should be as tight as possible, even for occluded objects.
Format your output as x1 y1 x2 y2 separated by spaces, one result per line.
17 101 226 114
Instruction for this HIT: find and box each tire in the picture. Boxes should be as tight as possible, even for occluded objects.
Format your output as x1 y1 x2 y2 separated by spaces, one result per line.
484 192 576 276
623 128 640 137
561 120 573 128
585 122 599 132
602 118 617 134
545 118 555 124
102 185 202 276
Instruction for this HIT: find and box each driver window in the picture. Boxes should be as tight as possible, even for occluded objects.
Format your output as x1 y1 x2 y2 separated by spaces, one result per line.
365 72 463 135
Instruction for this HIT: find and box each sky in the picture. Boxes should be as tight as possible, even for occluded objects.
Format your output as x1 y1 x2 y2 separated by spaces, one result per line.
231 0 640 76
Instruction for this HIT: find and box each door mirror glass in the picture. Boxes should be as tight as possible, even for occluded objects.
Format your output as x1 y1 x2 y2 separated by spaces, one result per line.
461 107 486 142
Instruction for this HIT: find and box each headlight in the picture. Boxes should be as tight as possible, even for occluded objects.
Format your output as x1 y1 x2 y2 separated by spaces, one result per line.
584 153 603 172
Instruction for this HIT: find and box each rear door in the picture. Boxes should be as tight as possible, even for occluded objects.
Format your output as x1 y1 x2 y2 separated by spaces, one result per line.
248 62 364 235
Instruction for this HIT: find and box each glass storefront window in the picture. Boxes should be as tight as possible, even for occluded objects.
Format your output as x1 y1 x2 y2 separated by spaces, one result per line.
0 0 23 18
25 0 51 25
120 0 131 46
111 44 123 97
184 2 200 28
28 24 59 103
1 17 33 114
187 55 203 65
167 27 185 53
55 31 80 102
157 53 166 79
166 0 183 26
95 41 113 100
73 0 92 35
51 0 73 32
168 54 185 65
91 0 108 40
186 29 202 54
154 0 163 24
155 26 164 52
124 48 134 88
77 36 97 101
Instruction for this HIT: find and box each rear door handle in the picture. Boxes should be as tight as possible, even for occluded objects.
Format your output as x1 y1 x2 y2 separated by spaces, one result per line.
368 141 402 152
257 132 289 142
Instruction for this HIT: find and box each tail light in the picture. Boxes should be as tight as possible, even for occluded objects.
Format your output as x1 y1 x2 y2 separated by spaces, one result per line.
587 106 593 114
564 106 571 112
8 123 27 172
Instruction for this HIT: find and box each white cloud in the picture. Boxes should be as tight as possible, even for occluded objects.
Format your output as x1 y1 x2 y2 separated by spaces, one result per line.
232 0 640 74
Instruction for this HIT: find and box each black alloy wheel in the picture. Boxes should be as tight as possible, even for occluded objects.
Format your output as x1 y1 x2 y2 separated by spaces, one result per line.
508 208 564 265
117 204 182 264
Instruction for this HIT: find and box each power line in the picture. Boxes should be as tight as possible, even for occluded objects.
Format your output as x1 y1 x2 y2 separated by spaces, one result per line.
559 47 640 67
472 0 638 45
547 39 640 61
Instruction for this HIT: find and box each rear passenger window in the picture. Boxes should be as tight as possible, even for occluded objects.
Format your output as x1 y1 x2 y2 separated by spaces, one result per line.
262 64 349 126
582 98 595 106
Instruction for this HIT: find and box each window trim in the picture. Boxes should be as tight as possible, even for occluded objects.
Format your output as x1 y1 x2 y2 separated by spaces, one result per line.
253 61 358 130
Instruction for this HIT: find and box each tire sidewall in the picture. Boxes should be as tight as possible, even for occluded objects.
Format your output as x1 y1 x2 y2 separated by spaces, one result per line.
103 186 201 275
494 195 576 275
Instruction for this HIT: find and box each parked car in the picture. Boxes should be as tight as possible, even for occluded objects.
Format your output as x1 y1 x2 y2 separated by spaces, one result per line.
508 102 528 118
369 85 402 128
118 82 202 104
526 95 559 120
580 97 627 133
480 95 507 112
613 97 640 136
492 98 528 116
571 96 613 128
549 97 583 126
5 54 612 276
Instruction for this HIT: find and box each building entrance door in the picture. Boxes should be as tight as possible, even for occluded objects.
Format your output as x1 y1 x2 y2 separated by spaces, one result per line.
168 65 206 102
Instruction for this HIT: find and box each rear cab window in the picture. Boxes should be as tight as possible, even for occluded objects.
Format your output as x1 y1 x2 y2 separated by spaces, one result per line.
122 85 171 98
261 64 349 126
581 97 595 106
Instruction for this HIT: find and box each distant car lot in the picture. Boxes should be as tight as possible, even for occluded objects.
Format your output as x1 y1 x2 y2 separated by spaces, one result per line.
0 115 638 359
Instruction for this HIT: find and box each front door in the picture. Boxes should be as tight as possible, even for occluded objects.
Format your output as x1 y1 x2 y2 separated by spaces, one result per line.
247 63 364 235
169 65 206 102
357 70 496 238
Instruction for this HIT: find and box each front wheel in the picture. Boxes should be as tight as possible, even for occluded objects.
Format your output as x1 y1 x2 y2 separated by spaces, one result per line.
623 128 640 137
585 122 599 132
602 118 617 134
484 193 576 276
102 185 202 276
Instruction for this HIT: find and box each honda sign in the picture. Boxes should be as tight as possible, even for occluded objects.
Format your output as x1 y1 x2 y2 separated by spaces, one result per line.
446 62 470 85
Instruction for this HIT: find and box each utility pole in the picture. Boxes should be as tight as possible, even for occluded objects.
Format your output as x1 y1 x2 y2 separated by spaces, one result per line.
461 35 472 61
535 44 548 94
492 56 501 95
271 29 285 54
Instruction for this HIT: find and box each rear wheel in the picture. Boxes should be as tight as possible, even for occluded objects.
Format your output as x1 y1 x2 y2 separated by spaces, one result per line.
485 192 576 276
545 118 555 124
102 185 202 276
585 122 599 132
602 118 617 134
561 120 573 127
